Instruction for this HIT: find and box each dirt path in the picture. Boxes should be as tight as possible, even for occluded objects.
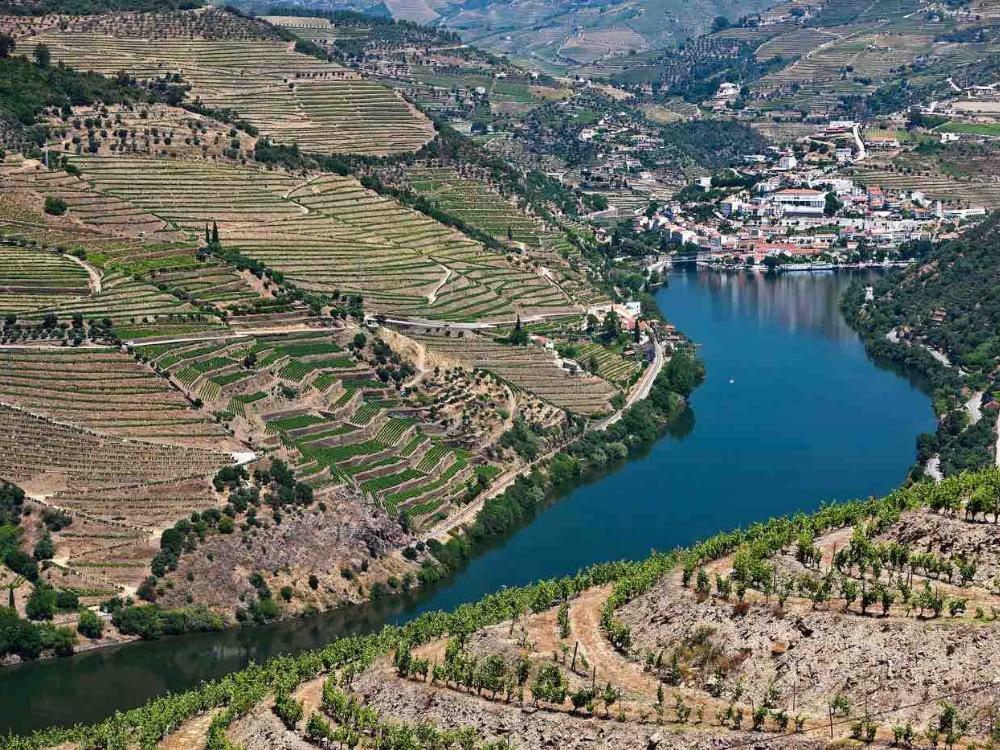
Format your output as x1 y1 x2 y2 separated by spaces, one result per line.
965 391 983 425
568 586 658 699
158 709 219 750
66 253 102 294
426 266 452 304
293 674 327 716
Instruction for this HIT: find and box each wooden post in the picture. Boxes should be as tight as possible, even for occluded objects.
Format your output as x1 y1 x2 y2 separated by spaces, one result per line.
571 641 579 672
829 705 834 738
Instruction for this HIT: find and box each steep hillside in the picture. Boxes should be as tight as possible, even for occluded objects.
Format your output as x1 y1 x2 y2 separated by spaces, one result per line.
11 470 1000 749
4 6 435 155
844 214 1000 477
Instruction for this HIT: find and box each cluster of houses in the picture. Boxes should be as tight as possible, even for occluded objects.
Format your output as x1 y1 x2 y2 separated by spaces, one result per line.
624 122 990 265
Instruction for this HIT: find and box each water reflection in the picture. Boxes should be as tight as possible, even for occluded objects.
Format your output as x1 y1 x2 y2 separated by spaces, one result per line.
682 269 871 343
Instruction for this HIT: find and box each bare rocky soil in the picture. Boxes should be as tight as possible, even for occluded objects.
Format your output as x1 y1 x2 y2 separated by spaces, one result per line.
157 487 412 614
354 663 825 750
103 506 1000 750
620 508 1000 738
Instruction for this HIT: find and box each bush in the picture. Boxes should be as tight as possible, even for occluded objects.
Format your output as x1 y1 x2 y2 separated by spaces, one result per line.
32 533 54 561
273 689 303 729
249 596 280 623
43 196 67 216
77 609 104 639
4 548 38 581
55 589 79 611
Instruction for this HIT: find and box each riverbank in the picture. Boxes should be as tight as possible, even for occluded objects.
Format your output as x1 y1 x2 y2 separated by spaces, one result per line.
9 463 992 750
840 270 997 479
0 345 699 671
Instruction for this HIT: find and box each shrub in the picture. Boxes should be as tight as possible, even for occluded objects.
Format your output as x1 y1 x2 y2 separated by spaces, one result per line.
32 533 54 561
77 609 104 639
25 584 56 621
44 196 67 216
273 689 303 729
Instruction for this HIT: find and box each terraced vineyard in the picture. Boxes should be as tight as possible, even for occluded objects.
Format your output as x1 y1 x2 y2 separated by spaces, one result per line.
138 330 483 526
572 342 641 386
404 327 618 415
257 14 368 44
16 8 435 156
0 395 231 596
64 155 578 322
0 245 91 313
401 165 605 305
0 348 234 448
404 165 552 248
849 164 1000 209
754 27 838 60
752 10 943 114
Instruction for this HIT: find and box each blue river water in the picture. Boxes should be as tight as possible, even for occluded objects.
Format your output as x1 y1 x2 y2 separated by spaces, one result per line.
0 269 935 734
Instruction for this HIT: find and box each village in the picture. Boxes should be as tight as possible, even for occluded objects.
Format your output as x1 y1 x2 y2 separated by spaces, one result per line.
577 104 997 271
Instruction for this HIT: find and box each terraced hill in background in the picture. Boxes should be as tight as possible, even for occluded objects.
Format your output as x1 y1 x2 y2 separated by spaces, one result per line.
45 153 580 322
353 0 779 73
6 6 435 155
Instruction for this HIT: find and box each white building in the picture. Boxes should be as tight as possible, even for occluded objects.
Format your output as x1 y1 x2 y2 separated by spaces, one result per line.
771 188 827 216
720 195 748 217
776 155 799 171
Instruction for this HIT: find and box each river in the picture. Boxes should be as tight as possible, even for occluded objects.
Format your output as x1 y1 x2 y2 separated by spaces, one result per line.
0 269 935 735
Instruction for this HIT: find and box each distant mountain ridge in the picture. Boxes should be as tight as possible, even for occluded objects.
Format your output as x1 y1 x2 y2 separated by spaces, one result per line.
259 0 783 71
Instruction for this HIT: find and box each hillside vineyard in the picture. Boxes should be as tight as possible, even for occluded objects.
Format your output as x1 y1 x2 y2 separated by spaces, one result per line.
2 0 1000 746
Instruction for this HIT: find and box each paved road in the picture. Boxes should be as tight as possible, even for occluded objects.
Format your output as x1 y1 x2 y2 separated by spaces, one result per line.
417 337 666 543
593 338 665 431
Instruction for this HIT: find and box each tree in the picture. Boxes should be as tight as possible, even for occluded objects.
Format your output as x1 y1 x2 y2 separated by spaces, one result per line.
211 220 219 245
26 584 56 621
711 15 730 32
32 533 54 561
602 310 622 341
77 609 104 639
601 681 617 717
841 578 859 610
477 654 507 698
937 702 967 748
532 663 568 706
5 549 38 582
0 33 14 59
824 192 843 217
33 43 51 68
509 316 528 346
